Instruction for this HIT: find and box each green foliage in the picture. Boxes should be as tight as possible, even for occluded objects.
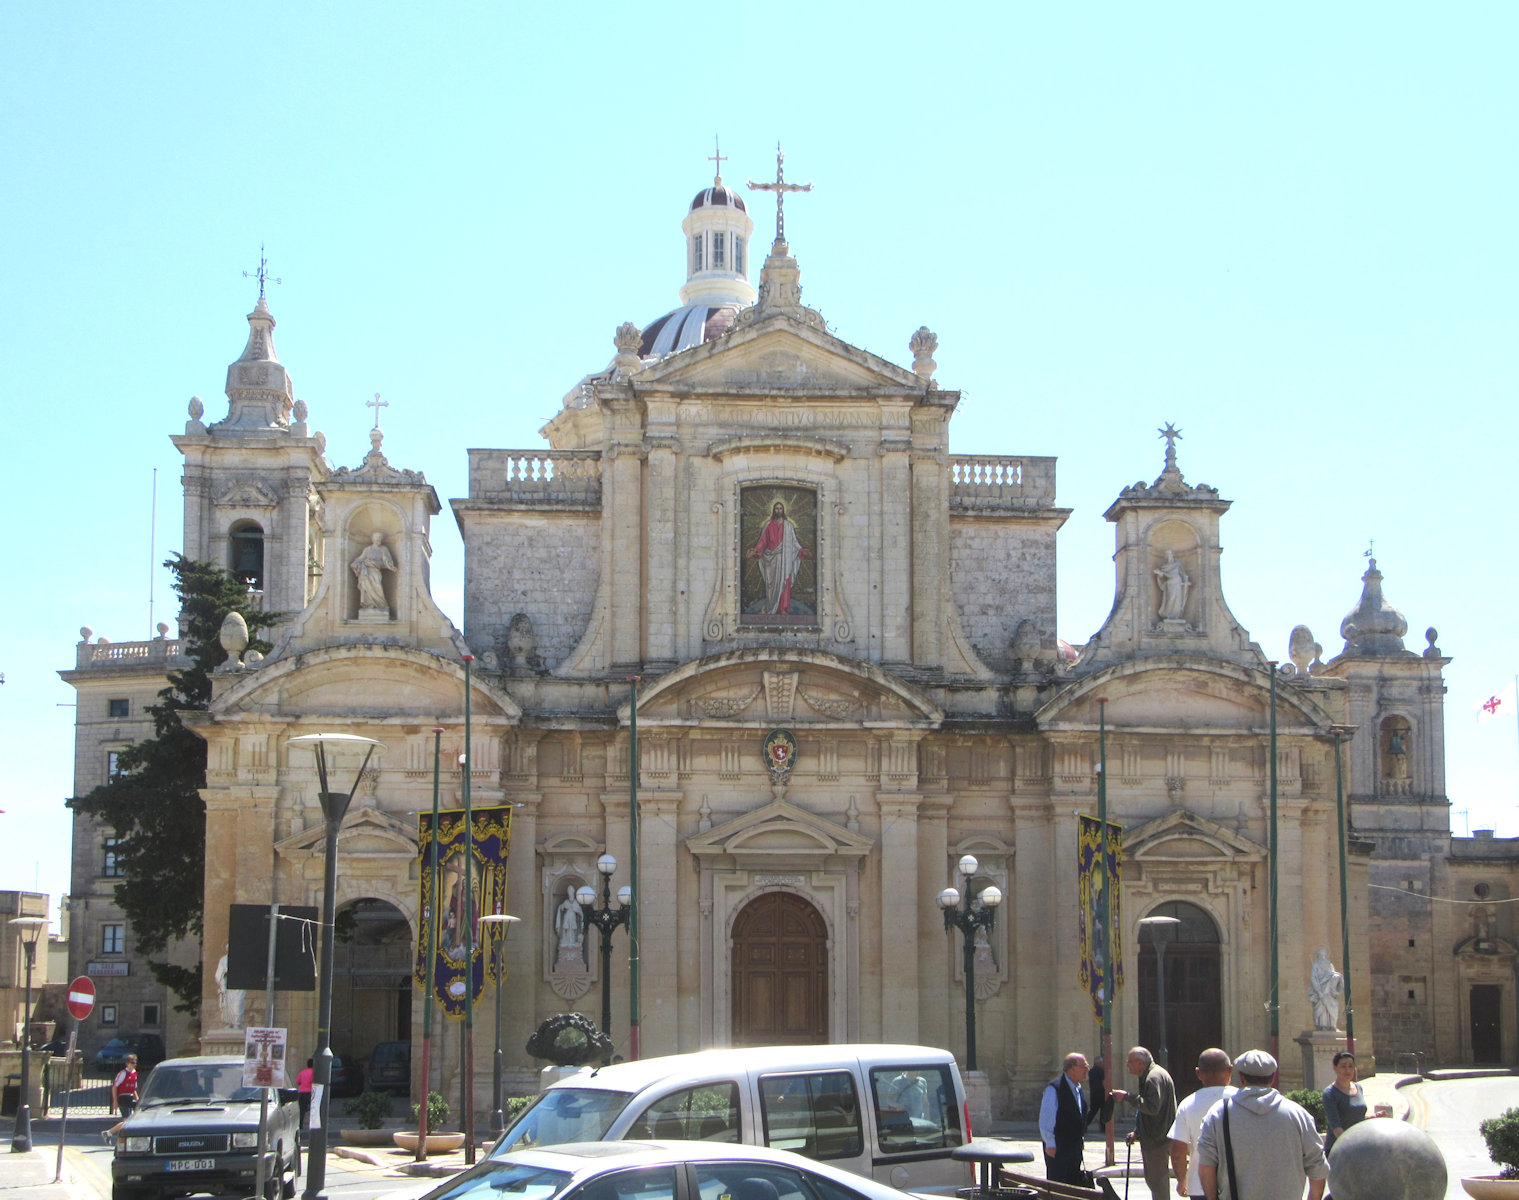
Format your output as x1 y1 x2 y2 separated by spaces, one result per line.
1480 1106 1519 1177
505 1096 531 1125
413 1090 452 1131
343 1090 394 1129
70 555 276 1013
1286 1089 1325 1132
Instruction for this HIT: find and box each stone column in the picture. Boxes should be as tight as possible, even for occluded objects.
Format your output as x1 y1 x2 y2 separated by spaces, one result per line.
878 793 922 1041
635 790 683 1052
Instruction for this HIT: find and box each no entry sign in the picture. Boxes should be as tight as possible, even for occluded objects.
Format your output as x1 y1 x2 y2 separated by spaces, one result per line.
66 976 96 1020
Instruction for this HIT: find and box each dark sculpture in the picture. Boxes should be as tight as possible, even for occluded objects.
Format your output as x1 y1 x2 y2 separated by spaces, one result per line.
525 1012 613 1067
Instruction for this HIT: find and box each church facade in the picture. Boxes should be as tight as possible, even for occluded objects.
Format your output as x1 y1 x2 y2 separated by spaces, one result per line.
63 162 1506 1115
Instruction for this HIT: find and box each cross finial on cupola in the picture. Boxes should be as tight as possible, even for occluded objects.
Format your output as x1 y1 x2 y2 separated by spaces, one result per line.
747 142 813 246
709 134 726 186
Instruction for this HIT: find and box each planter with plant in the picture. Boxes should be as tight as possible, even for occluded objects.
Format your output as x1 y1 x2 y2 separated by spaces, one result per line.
1462 1106 1519 1199
394 1091 465 1153
340 1090 396 1146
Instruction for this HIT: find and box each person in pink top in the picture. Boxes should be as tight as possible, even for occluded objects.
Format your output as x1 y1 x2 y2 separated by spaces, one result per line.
296 1058 315 1129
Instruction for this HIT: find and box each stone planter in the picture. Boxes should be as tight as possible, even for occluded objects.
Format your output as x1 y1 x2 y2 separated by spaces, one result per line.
339 1128 398 1147
393 1131 467 1153
1462 1178 1519 1200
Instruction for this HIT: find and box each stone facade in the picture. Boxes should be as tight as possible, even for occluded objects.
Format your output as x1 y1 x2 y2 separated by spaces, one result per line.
61 169 1488 1117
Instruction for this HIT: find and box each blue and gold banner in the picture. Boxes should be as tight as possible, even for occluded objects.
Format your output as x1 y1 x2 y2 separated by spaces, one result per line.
414 806 512 1018
1077 815 1124 1023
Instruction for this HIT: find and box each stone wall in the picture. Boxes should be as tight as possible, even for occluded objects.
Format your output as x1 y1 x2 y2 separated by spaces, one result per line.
949 518 1059 671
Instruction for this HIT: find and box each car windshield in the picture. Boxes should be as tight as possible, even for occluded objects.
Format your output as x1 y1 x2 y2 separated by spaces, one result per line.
139 1063 262 1108
421 1161 572 1200
492 1088 633 1153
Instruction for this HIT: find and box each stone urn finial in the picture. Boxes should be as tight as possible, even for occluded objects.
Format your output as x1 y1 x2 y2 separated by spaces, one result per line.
910 326 938 380
218 611 250 669
613 322 643 377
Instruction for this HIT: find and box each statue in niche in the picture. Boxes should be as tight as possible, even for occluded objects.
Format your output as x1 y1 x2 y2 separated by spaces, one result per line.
1153 550 1191 621
551 885 586 972
1308 947 1344 1031
350 531 396 613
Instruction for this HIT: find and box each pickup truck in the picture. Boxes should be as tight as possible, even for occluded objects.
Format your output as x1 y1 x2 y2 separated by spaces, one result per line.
110 1055 300 1200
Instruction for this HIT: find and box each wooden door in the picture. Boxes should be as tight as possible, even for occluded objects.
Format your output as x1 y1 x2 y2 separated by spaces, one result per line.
1137 902 1222 1097
732 892 828 1045
1471 984 1502 1063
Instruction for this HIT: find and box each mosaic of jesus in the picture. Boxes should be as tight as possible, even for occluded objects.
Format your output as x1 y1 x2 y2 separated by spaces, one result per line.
741 485 817 621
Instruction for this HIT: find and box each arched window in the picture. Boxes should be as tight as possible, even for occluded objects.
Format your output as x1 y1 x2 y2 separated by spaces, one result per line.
229 521 265 593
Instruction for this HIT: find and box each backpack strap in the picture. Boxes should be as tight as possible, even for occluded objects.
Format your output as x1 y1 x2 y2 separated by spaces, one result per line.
1221 1099 1240 1200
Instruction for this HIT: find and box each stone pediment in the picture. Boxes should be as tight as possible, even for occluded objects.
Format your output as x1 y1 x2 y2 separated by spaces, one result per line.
635 321 925 395
1038 660 1332 732
687 798 874 866
626 650 942 727
276 806 418 860
1124 808 1264 863
216 478 282 509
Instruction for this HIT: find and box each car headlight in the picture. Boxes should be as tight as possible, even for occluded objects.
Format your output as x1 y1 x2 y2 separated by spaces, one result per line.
232 1133 259 1149
124 1137 151 1153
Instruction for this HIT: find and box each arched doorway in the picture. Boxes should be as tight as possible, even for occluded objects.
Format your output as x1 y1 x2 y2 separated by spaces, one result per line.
731 892 828 1045
332 898 412 1086
1137 901 1221 1097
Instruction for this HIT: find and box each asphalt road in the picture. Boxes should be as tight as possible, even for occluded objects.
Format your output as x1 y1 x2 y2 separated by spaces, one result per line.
1403 1075 1519 1198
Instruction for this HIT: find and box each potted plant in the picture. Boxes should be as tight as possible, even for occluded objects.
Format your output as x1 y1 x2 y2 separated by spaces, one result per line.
340 1090 396 1146
1462 1106 1519 1198
394 1091 465 1153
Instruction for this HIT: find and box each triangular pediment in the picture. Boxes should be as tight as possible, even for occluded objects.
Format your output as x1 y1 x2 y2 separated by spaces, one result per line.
1124 808 1264 863
277 805 418 859
636 319 925 394
216 478 281 508
687 797 875 864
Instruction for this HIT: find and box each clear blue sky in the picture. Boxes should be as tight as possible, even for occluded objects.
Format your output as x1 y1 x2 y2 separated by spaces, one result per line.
3 4 1515 929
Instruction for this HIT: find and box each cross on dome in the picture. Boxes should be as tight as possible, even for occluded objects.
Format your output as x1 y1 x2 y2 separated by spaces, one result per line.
243 244 282 302
709 135 727 186
747 142 812 244
368 392 389 429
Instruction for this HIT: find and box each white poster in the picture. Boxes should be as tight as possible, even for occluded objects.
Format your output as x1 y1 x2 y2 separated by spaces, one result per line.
242 1026 288 1089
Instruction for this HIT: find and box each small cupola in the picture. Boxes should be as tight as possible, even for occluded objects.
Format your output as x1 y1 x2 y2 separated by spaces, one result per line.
217 294 295 433
680 145 757 308
1339 557 1410 657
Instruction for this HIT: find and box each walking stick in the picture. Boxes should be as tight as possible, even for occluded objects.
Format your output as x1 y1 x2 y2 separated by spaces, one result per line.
1124 1137 1132 1200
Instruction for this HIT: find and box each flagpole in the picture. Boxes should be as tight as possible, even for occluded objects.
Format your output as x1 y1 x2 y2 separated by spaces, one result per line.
416 727 443 1161
1096 697 1113 1166
1268 663 1280 1071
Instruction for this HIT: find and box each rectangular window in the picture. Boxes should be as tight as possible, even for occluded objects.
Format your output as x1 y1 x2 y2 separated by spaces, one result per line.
103 837 124 878
108 698 130 718
759 1071 863 1161
712 231 725 269
101 1004 118 1027
142 1003 160 1027
868 1064 964 1154
627 1082 739 1141
692 235 704 272
107 751 122 778
102 924 125 955
735 236 745 275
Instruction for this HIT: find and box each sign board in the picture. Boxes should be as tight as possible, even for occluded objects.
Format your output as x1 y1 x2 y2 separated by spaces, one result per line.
66 976 96 1020
242 1026 288 1089
226 904 318 991
86 961 130 977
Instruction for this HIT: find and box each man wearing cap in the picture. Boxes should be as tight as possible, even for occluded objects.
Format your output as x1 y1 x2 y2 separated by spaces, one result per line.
1168 1048 1237 1200
1195 1049 1328 1200
1111 1046 1177 1200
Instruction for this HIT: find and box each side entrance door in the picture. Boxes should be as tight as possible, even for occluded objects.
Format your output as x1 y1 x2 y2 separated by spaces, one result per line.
731 892 828 1045
1471 984 1502 1063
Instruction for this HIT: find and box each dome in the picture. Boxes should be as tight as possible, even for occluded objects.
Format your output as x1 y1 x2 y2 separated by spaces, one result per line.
638 304 742 358
690 185 747 213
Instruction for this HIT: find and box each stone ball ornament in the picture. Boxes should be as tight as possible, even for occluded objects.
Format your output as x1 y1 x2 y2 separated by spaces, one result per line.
1328 1117 1446 1200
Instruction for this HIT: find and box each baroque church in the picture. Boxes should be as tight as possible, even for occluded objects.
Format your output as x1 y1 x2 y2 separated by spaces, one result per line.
63 155 1511 1117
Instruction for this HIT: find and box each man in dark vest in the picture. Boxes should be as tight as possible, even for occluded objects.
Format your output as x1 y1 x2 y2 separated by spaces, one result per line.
1038 1051 1091 1184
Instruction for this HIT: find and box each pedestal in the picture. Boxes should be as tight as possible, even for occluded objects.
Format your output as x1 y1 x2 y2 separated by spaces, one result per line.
964 1069 992 1133
200 1028 246 1057
1295 1029 1346 1090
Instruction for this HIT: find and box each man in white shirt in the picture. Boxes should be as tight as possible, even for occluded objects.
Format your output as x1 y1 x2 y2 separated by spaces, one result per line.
1168 1048 1237 1200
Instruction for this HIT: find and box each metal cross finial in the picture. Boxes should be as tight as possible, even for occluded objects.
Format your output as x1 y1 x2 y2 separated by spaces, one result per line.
747 141 813 243
1158 422 1183 470
368 392 388 430
709 135 727 185
243 244 282 301
1364 539 1374 559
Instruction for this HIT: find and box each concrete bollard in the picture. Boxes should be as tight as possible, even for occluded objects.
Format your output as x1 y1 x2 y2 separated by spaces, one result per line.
1328 1117 1447 1200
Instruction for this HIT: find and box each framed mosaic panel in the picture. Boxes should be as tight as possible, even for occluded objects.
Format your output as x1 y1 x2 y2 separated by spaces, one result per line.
740 484 818 626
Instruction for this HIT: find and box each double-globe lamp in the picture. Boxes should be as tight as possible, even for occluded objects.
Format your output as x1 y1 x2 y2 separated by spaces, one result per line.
937 855 1002 1072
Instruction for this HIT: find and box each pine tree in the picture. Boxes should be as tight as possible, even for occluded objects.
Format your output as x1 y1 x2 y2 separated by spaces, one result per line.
71 555 276 1012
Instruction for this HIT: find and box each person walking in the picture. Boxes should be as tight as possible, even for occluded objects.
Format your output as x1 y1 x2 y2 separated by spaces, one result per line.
1168 1048 1237 1200
1112 1046 1177 1200
1321 1052 1366 1156
1039 1052 1092 1185
1195 1049 1328 1200
296 1057 315 1134
102 1053 139 1143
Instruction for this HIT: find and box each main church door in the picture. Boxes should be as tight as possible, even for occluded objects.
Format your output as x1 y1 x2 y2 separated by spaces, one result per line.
731 892 828 1045
1137 901 1222 1097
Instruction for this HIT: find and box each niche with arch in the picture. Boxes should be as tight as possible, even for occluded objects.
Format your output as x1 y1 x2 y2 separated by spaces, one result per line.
1379 714 1413 791
1146 520 1200 629
344 510 402 621
228 520 266 595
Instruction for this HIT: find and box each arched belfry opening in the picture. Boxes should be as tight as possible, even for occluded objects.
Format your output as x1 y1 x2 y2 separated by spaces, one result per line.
731 892 828 1046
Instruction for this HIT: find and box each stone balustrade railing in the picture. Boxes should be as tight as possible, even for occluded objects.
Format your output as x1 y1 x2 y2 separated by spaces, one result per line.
467 450 603 505
74 638 188 671
949 455 1057 510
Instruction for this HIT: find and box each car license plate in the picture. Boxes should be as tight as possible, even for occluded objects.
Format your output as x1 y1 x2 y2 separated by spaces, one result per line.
166 1160 216 1172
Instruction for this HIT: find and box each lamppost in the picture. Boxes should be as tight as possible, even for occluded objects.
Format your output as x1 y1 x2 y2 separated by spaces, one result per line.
477 914 520 1135
8 916 45 1153
1138 915 1181 1072
937 855 1002 1072
578 854 632 1053
289 732 383 1200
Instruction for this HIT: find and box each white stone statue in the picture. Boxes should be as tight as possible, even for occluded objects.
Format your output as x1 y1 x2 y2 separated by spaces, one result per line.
1154 550 1191 620
350 532 396 612
215 948 245 1029
1308 947 1344 1031
552 885 585 971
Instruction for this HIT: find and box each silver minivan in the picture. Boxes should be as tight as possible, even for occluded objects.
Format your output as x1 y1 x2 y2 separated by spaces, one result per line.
490 1045 971 1194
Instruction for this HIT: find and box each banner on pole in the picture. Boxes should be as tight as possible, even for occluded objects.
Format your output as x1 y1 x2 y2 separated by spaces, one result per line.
1077 815 1124 1022
414 805 512 1018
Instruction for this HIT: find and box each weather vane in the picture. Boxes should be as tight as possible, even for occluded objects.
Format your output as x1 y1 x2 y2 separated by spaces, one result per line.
709 135 726 185
747 142 812 243
243 244 282 301
367 392 388 430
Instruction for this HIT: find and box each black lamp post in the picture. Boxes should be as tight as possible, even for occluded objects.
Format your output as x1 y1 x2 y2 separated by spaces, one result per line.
9 916 45 1153
1138 915 1181 1072
477 914 520 1136
578 854 631 1051
937 855 1002 1072
289 733 383 1200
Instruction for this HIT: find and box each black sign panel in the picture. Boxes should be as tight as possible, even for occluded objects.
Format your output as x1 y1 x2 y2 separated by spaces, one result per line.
226 904 319 991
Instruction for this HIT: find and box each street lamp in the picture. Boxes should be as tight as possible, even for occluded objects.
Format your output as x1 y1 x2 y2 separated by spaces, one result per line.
8 916 46 1153
1138 915 1182 1072
578 854 631 1055
477 914 521 1136
937 855 1002 1072
289 733 383 1200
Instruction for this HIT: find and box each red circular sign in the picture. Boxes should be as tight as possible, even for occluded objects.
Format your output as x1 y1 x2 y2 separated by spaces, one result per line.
66 976 96 1020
